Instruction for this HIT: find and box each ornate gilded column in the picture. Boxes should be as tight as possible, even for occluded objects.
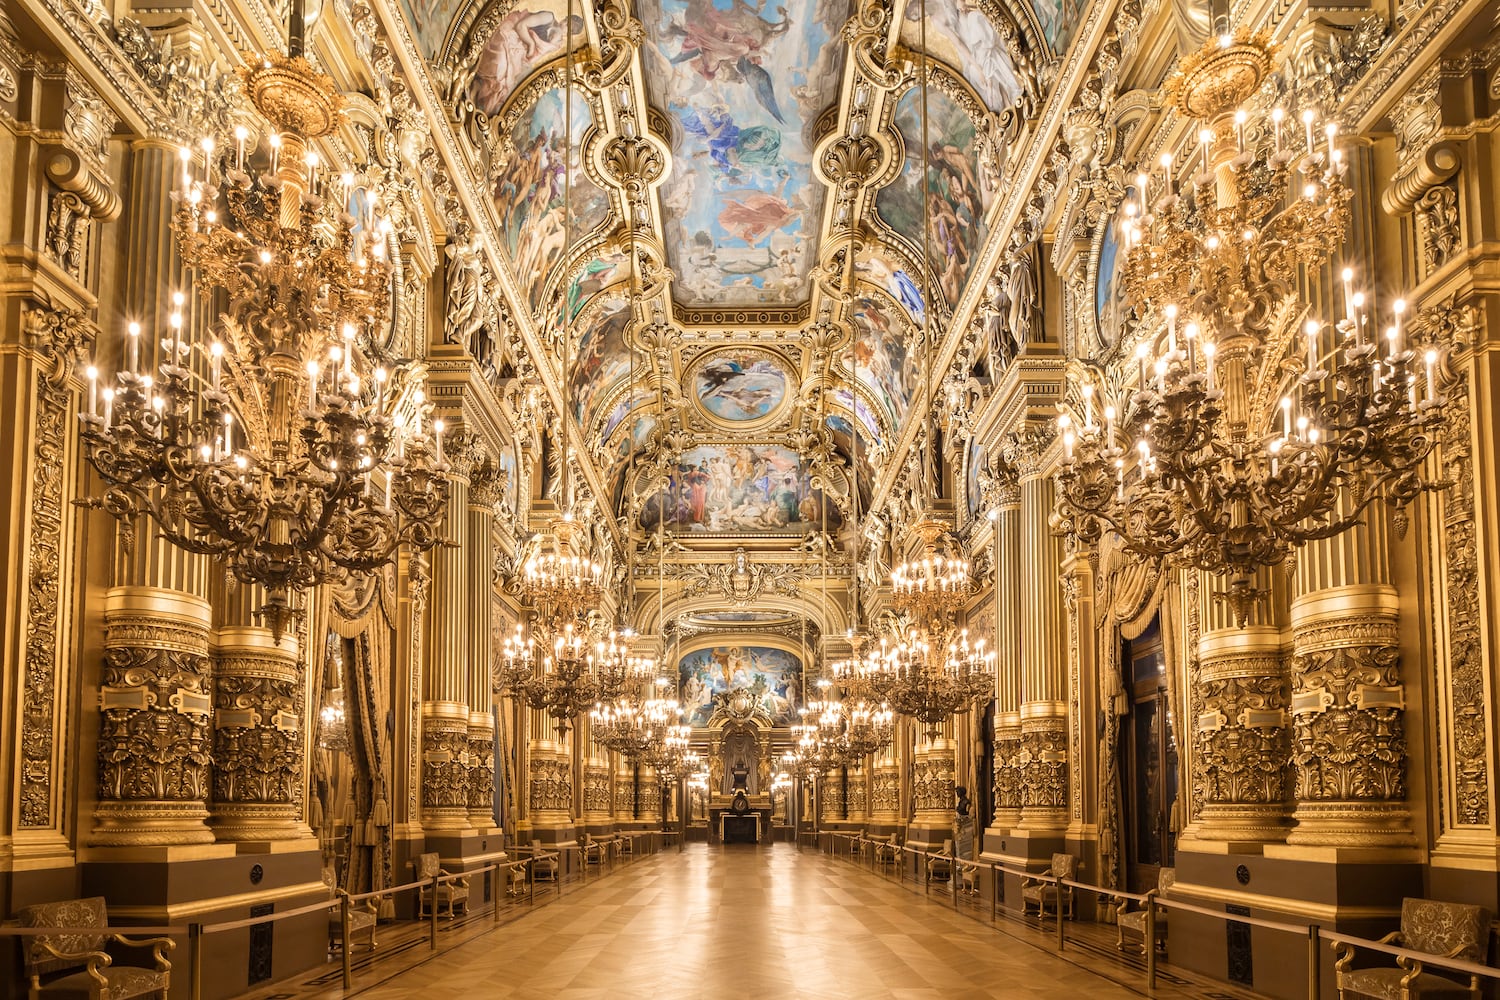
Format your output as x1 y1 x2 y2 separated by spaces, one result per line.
636 764 660 824
912 737 956 828
1190 577 1290 847
820 771 846 824
421 441 478 831
1286 574 1412 848
582 757 613 829
467 465 500 830
846 761 868 822
210 620 304 842
991 471 1024 832
528 739 574 826
94 588 215 845
614 757 637 824
1009 429 1068 834
871 750 901 825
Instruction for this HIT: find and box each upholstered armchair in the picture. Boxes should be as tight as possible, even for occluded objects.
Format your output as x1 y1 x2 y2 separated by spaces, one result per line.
1117 868 1175 953
925 840 955 884
1021 853 1078 920
329 889 378 953
872 833 900 869
415 853 470 919
529 841 560 882
16 896 175 1000
1335 898 1491 1000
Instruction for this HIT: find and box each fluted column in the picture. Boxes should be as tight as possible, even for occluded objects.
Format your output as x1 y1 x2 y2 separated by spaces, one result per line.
1191 573 1291 846
421 445 477 831
467 466 500 829
94 588 215 844
1013 441 1068 832
1283 511 1413 846
991 472 1024 830
91 140 219 848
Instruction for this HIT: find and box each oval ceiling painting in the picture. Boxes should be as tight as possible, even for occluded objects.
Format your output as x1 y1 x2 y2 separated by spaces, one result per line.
687 348 792 428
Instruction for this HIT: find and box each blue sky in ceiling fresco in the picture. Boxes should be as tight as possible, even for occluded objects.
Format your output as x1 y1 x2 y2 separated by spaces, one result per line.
850 292 913 425
1032 0 1084 56
641 0 848 305
570 295 633 430
492 87 609 311
898 0 1024 113
876 86 990 311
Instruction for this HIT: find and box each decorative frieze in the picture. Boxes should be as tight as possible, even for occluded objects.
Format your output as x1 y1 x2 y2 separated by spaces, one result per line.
871 761 900 820
19 308 93 830
912 744 956 822
583 760 612 818
529 744 574 819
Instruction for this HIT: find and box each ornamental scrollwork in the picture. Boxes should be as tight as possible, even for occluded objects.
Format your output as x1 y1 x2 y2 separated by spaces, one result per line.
421 722 471 810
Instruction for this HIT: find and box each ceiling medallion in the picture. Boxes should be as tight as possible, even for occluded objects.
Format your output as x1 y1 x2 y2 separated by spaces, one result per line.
684 347 794 430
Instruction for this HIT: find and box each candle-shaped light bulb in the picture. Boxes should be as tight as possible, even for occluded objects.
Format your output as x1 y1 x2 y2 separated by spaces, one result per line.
1234 109 1247 152
306 360 320 407
1203 339 1217 390
1280 395 1292 437
1271 107 1285 152
1136 339 1150 385
102 387 114 429
234 125 248 169
86 365 98 416
1160 152 1174 195
126 321 141 374
1392 299 1405 355
1164 303 1178 353
1302 108 1316 153
1425 349 1439 403
1081 381 1094 428
1305 319 1320 373
209 340 223 388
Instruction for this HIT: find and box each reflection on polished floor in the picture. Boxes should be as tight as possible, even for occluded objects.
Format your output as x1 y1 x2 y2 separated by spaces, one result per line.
319 844 1249 1000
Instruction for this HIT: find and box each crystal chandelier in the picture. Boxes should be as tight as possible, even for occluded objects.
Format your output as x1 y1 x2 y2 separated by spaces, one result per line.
1055 33 1447 625
643 723 693 781
316 687 350 753
867 520 995 738
495 624 600 736
518 515 605 631
77 9 448 639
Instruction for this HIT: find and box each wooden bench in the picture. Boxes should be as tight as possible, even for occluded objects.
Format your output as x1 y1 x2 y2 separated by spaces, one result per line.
15 896 174 1000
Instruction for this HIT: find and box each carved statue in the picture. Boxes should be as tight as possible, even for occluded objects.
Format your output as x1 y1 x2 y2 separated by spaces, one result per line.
1005 245 1039 349
444 228 489 362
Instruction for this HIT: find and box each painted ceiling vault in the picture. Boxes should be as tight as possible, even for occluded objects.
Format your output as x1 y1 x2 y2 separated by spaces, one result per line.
401 0 1059 546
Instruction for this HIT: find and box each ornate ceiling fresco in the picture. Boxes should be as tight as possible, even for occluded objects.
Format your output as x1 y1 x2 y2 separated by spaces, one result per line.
399 0 1057 594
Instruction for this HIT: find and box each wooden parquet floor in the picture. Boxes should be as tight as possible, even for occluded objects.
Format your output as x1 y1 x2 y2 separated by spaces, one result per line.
243 843 1265 1000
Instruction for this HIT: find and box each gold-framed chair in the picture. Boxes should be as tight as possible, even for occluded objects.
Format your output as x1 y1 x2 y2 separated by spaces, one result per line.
1335 898 1491 999
581 834 606 866
16 896 175 1000
528 841 559 882
329 890 378 953
1117 868 1175 953
414 853 470 919
872 833 900 870
1021 853 1078 920
925 839 955 884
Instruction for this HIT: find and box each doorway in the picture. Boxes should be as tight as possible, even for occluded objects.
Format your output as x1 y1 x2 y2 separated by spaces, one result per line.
1119 617 1177 892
